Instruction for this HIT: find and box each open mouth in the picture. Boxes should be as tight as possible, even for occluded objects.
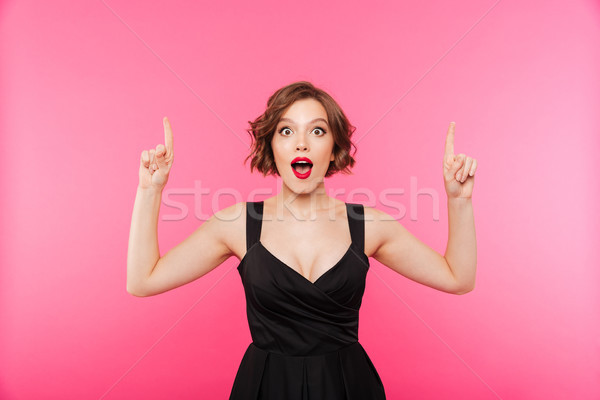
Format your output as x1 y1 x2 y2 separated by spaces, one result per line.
291 157 313 178
291 161 313 174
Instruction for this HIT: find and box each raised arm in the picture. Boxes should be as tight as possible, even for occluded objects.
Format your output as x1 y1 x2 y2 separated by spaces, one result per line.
126 117 240 297
366 122 478 295
128 202 241 297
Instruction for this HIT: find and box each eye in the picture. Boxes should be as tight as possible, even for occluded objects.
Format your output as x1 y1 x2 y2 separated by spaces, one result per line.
277 126 328 136
278 126 293 136
313 126 327 136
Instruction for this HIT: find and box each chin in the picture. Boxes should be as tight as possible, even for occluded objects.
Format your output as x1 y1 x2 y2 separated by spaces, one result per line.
291 177 325 193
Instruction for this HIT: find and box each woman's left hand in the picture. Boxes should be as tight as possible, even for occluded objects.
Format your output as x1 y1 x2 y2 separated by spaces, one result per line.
443 122 478 199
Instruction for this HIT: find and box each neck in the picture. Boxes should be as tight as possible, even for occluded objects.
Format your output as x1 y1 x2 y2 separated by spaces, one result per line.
275 178 334 220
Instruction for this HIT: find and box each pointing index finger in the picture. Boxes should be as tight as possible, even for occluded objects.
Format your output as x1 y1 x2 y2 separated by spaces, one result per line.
445 121 455 158
163 116 174 155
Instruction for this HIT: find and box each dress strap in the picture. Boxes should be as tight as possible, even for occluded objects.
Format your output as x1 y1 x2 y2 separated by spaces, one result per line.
346 203 365 253
246 201 264 251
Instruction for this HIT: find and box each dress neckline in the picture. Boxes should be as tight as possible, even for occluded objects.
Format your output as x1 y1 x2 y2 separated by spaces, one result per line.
257 201 353 285
258 241 353 285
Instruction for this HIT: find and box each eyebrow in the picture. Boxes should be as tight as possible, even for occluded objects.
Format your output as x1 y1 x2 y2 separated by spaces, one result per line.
278 117 329 126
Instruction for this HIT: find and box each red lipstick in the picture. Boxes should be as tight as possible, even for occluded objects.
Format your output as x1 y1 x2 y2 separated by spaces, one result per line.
291 157 313 179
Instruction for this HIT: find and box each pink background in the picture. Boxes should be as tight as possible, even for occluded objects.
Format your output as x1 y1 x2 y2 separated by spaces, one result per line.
1 0 599 399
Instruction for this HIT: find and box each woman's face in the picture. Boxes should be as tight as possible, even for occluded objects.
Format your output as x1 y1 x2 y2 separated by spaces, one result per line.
271 98 335 194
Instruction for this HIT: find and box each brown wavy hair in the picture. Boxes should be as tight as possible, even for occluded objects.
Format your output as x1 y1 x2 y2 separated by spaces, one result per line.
244 81 357 177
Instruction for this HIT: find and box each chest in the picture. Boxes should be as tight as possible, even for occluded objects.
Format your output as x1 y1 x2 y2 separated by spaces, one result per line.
259 218 352 280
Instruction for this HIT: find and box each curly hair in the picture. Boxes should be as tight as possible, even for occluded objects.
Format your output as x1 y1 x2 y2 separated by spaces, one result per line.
244 81 357 178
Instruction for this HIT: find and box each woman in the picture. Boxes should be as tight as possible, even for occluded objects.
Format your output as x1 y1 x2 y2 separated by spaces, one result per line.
127 81 478 399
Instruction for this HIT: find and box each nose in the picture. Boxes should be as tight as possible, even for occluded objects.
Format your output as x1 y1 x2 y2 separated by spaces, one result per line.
295 134 308 151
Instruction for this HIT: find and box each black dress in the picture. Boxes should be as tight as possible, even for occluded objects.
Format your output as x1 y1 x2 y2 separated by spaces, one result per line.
229 201 387 399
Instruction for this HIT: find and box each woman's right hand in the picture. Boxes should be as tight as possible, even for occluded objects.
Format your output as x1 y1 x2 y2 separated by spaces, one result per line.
139 117 175 190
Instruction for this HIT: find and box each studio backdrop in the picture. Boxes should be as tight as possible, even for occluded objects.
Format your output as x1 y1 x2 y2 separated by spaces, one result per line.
1 0 599 399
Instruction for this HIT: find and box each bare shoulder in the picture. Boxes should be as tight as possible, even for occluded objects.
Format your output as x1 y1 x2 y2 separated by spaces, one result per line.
136 201 248 296
362 205 403 258
363 204 399 222
361 204 464 294
210 201 247 261
211 201 245 223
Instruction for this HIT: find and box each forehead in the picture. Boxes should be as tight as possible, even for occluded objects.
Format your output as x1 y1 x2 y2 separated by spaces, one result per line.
278 98 328 124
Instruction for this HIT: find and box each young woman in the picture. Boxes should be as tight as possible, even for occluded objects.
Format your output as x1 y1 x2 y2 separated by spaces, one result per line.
127 81 478 399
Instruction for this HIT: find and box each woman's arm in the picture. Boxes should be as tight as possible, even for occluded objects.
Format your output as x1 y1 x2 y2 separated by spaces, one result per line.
126 193 241 297
126 186 163 295
366 122 478 295
444 197 476 292
126 117 239 297
366 206 474 295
